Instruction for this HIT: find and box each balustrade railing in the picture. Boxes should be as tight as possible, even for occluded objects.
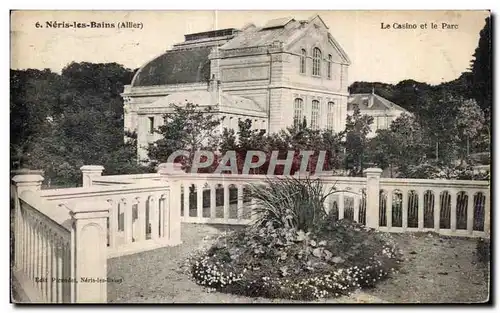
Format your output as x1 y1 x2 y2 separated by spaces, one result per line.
11 164 490 303
12 174 109 303
377 178 490 237
38 181 179 258
14 190 72 303
161 167 489 238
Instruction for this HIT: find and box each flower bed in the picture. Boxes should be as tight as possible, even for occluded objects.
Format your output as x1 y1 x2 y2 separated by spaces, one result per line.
188 218 402 300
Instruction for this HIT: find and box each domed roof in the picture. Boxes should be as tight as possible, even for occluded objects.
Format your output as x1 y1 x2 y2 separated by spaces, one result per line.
131 46 212 87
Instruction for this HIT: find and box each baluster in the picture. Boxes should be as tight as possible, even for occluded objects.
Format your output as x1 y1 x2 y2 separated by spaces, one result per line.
237 184 243 220
467 191 474 234
250 197 257 222
402 189 408 230
386 190 393 228
108 199 118 248
136 198 146 241
22 211 27 274
183 183 190 218
157 193 164 237
19 209 25 271
434 190 441 232
450 191 457 232
353 189 360 223
150 197 159 239
67 242 74 303
35 224 40 289
15 204 20 270
159 194 168 238
39 226 45 297
210 183 216 219
50 238 57 303
56 240 63 303
46 233 53 302
123 199 133 244
223 184 230 220
322 184 330 213
21 210 25 273
18 208 23 272
338 192 345 220
27 214 32 276
197 183 203 219
33 220 38 283
42 229 49 301
484 193 490 236
418 189 424 230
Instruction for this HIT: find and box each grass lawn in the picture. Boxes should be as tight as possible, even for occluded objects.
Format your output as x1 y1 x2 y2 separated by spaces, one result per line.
107 223 490 303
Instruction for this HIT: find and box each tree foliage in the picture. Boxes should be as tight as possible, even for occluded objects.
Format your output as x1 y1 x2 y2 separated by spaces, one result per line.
344 105 373 176
147 103 224 171
10 63 149 186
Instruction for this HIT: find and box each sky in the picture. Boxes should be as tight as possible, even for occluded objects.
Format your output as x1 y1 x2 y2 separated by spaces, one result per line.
10 10 490 85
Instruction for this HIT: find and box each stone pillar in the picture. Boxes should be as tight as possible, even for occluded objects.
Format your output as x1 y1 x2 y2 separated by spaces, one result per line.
11 173 45 271
158 163 184 245
80 165 104 187
364 168 383 229
70 200 109 303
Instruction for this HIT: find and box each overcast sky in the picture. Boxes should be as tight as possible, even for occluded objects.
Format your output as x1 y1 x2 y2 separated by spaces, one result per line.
11 10 489 85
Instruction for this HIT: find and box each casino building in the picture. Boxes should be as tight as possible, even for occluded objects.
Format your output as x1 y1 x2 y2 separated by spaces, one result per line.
122 14 351 161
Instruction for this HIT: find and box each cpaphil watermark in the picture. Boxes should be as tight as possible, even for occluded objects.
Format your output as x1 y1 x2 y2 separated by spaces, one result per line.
165 150 331 176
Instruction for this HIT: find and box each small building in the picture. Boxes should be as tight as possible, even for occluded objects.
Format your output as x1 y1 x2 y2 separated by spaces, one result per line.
347 91 409 137
122 14 351 162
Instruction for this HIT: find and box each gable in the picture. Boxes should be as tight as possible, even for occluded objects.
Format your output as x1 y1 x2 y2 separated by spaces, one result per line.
285 24 350 65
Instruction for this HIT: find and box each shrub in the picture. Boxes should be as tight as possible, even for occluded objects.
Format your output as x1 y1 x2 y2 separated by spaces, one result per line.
249 176 337 231
406 161 490 181
188 220 402 300
187 177 402 301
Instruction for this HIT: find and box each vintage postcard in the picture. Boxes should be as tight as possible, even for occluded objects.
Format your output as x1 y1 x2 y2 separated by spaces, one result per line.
10 10 491 304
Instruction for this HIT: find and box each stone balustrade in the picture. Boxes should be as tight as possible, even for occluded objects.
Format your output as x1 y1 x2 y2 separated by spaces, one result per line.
10 163 490 303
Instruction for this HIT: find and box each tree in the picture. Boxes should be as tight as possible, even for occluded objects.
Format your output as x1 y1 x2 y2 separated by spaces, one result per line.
368 113 429 177
456 98 485 158
147 103 224 171
344 105 373 176
418 91 461 163
10 69 63 168
470 16 492 114
11 63 149 186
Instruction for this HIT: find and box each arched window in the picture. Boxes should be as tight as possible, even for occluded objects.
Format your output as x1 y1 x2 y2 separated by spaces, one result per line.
293 98 304 127
312 48 322 76
300 49 307 74
327 54 332 79
311 100 320 129
327 101 335 130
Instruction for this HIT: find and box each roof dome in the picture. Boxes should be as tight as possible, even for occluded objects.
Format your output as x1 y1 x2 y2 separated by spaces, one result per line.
131 46 212 87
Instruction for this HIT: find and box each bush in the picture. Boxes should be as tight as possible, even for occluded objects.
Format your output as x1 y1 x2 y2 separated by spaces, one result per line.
187 177 403 301
405 161 490 181
188 220 402 300
249 176 336 231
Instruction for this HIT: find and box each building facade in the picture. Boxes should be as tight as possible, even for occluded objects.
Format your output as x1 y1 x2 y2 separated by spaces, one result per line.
122 15 351 161
347 91 410 138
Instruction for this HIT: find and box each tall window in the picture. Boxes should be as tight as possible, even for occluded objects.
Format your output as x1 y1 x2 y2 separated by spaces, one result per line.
293 98 304 127
311 100 320 130
312 48 322 76
300 49 307 74
148 116 155 134
327 101 335 130
327 54 332 79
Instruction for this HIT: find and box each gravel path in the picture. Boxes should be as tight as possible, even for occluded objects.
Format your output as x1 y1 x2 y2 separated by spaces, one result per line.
107 224 489 303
